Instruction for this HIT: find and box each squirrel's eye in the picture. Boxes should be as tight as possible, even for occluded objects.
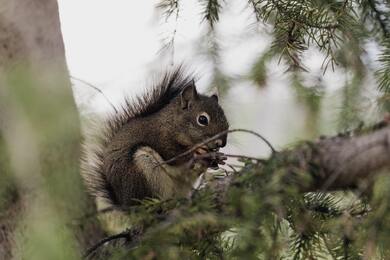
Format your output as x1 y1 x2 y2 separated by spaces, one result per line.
197 112 210 126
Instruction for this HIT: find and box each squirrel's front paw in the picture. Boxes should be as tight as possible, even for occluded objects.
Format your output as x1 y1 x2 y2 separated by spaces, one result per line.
188 157 209 173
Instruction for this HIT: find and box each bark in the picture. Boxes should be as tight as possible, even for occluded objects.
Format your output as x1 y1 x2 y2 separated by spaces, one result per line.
0 0 104 258
206 124 390 207
307 125 390 190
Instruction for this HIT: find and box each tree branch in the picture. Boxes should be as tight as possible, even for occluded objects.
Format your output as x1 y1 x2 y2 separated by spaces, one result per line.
308 125 390 191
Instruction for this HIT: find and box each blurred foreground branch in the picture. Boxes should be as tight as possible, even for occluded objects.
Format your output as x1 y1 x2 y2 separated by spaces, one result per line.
87 121 390 258
0 0 104 258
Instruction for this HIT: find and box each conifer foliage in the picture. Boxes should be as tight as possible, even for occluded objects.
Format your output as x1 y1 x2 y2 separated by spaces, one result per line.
87 123 390 259
158 0 390 110
82 1 390 259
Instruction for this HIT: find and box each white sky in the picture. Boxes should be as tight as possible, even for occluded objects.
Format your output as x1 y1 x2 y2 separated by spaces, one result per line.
58 0 275 113
57 0 381 157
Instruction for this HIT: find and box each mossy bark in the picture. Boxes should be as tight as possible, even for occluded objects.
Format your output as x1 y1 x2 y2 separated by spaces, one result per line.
0 0 104 258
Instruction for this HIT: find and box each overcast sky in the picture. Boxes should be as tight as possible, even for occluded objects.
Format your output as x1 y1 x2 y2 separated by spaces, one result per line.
57 0 381 157
57 0 277 112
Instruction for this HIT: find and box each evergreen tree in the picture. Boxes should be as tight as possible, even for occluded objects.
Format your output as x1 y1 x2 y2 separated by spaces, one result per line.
1 0 390 259
82 1 390 259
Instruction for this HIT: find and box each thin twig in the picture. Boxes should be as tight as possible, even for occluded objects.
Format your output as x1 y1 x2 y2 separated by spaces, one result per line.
70 75 119 114
84 231 129 259
194 152 265 163
224 153 266 162
157 128 275 167
228 129 276 152
225 163 238 173
226 163 245 168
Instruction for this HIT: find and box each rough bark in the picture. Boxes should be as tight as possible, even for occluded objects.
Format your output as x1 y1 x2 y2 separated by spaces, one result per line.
0 0 104 258
206 124 390 207
306 125 390 191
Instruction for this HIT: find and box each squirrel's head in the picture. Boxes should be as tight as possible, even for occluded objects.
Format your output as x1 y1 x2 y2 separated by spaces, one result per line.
171 81 229 153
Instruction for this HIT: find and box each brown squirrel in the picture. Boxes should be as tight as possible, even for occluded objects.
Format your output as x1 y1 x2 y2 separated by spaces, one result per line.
82 68 229 209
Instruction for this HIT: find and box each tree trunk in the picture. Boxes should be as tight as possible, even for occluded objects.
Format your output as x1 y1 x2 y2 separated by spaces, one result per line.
0 0 104 258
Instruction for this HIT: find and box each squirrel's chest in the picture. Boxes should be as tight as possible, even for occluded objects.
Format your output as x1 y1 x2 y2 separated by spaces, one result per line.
133 146 200 199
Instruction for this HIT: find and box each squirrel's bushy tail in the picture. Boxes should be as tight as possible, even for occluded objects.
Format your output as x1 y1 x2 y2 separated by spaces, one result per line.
81 117 120 206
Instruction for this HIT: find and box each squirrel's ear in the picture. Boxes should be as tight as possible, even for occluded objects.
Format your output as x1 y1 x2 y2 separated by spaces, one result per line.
210 93 219 103
180 80 198 109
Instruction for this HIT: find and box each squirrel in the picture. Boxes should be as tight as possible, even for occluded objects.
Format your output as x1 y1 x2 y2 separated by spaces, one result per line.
81 68 229 210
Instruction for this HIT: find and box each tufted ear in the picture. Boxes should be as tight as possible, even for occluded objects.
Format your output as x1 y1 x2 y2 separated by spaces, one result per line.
210 93 219 103
180 80 198 109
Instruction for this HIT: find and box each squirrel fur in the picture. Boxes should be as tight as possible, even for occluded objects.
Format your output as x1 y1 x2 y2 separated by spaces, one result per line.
82 68 229 209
